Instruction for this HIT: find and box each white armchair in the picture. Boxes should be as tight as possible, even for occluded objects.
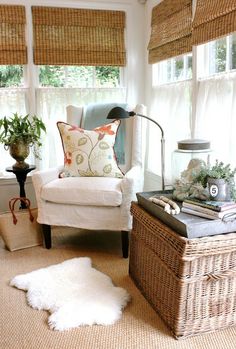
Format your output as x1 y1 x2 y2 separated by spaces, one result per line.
32 103 145 258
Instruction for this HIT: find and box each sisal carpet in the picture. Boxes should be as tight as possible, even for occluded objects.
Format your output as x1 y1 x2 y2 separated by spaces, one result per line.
0 227 236 349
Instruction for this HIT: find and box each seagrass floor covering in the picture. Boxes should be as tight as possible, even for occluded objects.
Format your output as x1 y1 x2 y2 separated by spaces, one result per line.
1 228 236 349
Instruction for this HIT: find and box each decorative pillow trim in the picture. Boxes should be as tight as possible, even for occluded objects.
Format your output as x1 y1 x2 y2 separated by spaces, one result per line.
57 120 124 178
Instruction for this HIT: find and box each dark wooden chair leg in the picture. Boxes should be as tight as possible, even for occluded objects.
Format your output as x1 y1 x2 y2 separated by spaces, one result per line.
42 224 52 249
121 230 129 258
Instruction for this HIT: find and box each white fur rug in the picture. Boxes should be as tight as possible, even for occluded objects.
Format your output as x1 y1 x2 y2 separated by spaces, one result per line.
10 257 130 331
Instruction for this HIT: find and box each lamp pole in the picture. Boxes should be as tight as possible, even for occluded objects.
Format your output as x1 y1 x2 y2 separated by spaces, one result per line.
107 106 165 191
130 111 165 191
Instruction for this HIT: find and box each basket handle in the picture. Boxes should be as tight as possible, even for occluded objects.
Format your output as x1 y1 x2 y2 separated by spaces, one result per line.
9 197 34 225
207 268 236 281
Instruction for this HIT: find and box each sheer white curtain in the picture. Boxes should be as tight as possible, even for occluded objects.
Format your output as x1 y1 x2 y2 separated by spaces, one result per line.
0 88 29 175
194 74 236 168
147 81 192 184
36 87 126 169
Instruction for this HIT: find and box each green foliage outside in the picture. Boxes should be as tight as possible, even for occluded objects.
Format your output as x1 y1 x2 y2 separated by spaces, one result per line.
0 66 23 87
39 66 120 87
175 58 184 79
0 65 120 88
231 34 236 69
215 39 226 73
39 66 65 87
95 66 120 86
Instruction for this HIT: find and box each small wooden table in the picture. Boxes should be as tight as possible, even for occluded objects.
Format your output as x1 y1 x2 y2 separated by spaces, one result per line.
6 165 36 209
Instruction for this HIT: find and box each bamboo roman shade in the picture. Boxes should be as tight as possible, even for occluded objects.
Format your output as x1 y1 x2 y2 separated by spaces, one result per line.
192 0 236 46
0 5 27 64
32 6 126 66
148 0 192 64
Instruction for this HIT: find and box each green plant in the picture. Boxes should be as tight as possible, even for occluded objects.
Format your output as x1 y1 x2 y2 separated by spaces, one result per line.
193 160 236 187
193 160 236 200
0 113 46 158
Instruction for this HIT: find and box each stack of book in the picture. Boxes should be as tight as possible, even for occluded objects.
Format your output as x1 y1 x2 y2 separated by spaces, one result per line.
181 198 236 220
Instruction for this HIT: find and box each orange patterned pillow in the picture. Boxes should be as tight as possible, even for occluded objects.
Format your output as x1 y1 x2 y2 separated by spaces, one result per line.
57 121 123 178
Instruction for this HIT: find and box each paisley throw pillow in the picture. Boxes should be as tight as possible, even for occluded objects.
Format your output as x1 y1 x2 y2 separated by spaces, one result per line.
57 121 123 178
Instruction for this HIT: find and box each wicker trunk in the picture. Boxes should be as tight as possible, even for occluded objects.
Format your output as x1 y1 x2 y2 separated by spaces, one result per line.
129 202 236 339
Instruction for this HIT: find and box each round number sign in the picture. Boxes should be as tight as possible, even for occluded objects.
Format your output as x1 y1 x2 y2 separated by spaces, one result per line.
209 184 219 197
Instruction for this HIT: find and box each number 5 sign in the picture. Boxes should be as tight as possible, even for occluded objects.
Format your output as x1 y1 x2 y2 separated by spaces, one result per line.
209 184 218 197
208 178 228 201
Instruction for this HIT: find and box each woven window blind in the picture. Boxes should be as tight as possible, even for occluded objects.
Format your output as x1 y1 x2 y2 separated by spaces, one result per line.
0 5 27 65
192 0 236 45
148 0 192 64
32 6 126 66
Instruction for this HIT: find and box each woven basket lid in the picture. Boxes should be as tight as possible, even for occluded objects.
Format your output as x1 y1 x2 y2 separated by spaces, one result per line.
177 139 211 151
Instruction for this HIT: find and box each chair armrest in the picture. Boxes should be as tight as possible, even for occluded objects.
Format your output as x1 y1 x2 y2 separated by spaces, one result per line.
32 166 63 205
121 165 144 200
32 166 63 188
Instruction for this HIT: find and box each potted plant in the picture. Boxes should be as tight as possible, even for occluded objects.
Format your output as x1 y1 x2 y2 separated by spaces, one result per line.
193 160 236 201
0 113 46 169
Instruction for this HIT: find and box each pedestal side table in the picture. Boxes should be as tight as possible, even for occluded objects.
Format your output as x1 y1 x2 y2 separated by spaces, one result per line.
6 165 36 209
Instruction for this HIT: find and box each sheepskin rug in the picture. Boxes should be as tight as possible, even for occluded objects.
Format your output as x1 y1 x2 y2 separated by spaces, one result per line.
10 257 130 331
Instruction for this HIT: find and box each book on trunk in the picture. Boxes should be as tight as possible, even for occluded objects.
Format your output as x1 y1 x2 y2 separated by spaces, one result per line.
183 198 236 212
181 205 236 220
182 201 236 217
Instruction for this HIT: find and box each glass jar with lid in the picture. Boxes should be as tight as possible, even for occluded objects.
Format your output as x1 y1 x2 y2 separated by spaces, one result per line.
172 139 212 184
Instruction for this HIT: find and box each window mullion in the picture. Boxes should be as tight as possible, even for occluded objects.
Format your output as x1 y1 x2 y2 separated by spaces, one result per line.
226 35 231 72
64 66 68 87
25 3 37 114
191 45 198 139
171 59 175 81
92 67 96 87
183 55 187 80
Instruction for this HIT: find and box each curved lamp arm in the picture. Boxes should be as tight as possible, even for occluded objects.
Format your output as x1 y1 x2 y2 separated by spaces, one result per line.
107 107 165 191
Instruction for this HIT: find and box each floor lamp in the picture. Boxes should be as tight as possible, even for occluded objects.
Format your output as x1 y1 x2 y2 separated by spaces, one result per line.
107 106 165 191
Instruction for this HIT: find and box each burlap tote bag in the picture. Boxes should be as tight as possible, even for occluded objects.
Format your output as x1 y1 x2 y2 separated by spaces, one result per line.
0 197 43 251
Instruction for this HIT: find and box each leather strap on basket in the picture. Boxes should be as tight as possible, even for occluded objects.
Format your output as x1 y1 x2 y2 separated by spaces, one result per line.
9 197 34 225
206 268 236 281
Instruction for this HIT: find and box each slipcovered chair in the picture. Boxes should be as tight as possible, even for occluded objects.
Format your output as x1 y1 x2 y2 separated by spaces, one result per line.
32 103 145 258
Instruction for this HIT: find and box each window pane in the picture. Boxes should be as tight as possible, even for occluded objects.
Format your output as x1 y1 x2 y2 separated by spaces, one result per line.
0 66 24 87
231 33 236 70
174 57 184 80
39 66 65 87
198 34 236 78
153 54 192 86
207 38 227 76
95 67 120 87
215 38 226 73
166 60 172 81
187 55 192 79
66 66 93 87
39 66 120 88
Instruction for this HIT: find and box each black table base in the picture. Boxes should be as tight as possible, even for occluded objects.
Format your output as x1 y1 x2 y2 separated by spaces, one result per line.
6 165 36 209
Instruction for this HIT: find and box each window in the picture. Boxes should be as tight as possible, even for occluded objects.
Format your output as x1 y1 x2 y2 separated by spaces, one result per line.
198 33 236 78
0 65 24 87
0 3 130 174
153 53 192 86
36 64 126 170
149 32 236 187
